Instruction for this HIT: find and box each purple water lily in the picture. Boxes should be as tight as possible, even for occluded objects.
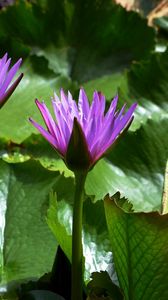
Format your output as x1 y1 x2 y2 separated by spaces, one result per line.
30 89 137 168
0 53 23 108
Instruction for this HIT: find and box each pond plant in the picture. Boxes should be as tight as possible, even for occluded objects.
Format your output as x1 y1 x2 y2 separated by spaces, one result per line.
0 1 168 300
30 89 137 300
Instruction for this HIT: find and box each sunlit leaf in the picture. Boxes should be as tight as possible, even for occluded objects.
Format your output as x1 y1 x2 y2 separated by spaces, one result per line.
0 159 58 286
104 193 168 300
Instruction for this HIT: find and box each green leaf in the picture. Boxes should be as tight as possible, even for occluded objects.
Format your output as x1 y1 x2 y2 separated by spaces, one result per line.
0 0 67 55
0 159 59 287
119 49 168 130
31 46 74 77
86 118 168 212
24 135 73 177
47 191 72 263
83 73 124 101
71 0 154 82
104 194 168 300
83 49 168 133
0 135 73 177
0 0 155 84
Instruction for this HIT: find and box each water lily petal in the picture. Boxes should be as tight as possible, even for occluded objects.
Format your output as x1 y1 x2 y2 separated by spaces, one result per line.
30 89 137 170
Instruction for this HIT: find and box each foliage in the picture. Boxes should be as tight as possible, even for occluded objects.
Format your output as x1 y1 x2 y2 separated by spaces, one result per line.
104 193 168 300
0 0 167 299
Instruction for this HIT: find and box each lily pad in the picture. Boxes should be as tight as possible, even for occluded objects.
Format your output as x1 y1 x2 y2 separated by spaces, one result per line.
104 193 168 300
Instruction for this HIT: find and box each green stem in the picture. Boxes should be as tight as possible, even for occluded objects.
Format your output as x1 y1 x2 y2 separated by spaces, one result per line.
71 171 87 300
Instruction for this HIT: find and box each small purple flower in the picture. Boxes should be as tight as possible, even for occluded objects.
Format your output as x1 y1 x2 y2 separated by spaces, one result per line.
30 89 137 169
0 53 23 108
